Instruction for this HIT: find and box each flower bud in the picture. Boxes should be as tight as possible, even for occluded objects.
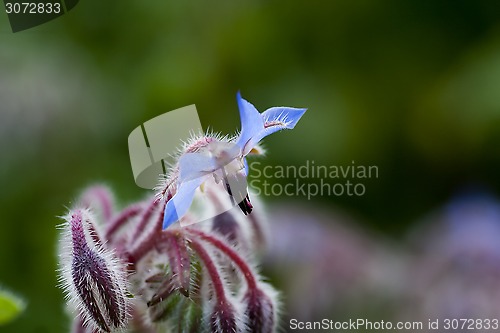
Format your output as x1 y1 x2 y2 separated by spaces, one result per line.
208 299 243 333
212 211 241 243
59 209 128 332
242 283 279 333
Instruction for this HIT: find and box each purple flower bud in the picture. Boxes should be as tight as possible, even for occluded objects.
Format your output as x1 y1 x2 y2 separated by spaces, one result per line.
59 209 129 332
212 211 241 243
209 299 242 333
242 283 279 333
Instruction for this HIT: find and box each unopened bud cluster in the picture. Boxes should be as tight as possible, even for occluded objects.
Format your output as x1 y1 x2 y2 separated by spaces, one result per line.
59 182 278 333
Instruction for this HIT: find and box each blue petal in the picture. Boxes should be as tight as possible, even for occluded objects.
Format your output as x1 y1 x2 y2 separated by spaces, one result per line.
262 107 307 130
243 106 307 155
162 176 206 229
243 157 249 175
235 92 264 152
178 153 219 182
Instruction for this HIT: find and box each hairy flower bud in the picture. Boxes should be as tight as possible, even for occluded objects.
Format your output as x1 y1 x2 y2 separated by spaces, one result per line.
209 299 243 333
58 209 129 332
242 283 279 333
212 211 241 243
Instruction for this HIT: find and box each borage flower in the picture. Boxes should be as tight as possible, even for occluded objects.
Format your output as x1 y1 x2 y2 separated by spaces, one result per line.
58 93 303 332
161 92 307 229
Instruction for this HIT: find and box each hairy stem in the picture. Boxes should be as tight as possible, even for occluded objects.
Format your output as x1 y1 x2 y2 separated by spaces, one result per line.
187 228 257 289
130 199 159 242
189 237 228 303
127 200 165 267
105 203 143 241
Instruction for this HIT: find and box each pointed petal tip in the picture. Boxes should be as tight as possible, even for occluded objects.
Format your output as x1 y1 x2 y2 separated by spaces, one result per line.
286 107 307 128
161 177 205 229
162 204 178 230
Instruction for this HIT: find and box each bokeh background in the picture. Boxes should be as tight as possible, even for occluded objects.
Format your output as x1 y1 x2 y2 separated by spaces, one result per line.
1 1 500 332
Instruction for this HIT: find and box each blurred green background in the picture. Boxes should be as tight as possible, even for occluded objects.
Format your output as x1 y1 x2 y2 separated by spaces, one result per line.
1 1 500 332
